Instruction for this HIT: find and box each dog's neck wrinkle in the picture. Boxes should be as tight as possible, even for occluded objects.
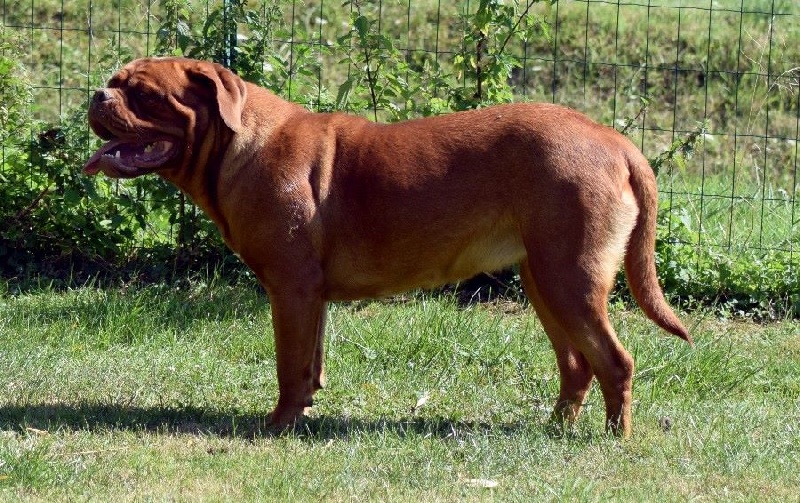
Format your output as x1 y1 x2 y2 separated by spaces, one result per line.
161 121 235 243
195 123 236 241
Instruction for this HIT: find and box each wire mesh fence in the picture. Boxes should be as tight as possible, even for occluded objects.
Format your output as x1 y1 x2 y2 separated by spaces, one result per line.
1 0 798 302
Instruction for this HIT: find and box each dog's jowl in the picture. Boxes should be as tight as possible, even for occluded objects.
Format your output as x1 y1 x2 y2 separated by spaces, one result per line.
84 57 691 437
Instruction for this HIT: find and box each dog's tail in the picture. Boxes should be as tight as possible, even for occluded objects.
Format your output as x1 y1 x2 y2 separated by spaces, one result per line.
624 150 692 345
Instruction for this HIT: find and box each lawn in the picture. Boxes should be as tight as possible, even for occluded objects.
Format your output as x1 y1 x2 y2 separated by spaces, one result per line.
1 280 798 500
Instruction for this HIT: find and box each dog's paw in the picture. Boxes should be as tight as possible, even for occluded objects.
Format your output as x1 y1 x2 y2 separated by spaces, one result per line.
268 404 311 431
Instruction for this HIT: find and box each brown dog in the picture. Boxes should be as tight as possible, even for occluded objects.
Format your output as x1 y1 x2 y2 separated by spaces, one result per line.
84 57 690 437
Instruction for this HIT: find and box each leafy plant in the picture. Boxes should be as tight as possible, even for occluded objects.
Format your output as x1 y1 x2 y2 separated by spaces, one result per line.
452 0 553 109
0 66 134 276
335 1 446 121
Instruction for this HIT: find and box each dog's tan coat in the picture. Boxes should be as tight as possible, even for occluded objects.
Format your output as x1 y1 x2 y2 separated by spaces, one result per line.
85 57 690 437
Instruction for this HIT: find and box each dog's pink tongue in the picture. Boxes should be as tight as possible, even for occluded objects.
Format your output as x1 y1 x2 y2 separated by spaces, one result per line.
83 139 127 175
82 148 107 175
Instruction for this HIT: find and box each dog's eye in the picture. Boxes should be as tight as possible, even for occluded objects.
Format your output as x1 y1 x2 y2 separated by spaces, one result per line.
134 89 161 105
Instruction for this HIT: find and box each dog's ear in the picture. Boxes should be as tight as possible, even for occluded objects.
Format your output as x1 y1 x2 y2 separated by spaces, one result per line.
189 62 247 132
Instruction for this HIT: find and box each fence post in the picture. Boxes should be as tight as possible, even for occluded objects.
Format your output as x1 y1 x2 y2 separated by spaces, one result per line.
222 0 238 69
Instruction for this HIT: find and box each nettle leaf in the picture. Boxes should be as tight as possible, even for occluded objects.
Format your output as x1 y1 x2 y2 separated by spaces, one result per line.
354 15 370 40
336 76 357 110
176 19 191 37
378 34 394 51
63 188 81 205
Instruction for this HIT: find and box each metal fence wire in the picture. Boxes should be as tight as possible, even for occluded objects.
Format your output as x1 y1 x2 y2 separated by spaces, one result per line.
2 0 798 286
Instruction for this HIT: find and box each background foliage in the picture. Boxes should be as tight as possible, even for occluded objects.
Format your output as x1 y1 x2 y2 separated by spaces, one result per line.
0 0 798 316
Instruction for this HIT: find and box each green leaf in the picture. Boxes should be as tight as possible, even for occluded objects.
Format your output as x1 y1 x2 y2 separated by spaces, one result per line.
336 76 357 110
63 189 81 205
354 15 370 40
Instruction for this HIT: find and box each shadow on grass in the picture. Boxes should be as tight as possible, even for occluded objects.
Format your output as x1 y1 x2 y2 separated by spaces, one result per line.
0 403 574 441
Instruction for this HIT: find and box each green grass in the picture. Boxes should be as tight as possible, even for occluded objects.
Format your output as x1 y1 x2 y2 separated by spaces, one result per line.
1 280 799 500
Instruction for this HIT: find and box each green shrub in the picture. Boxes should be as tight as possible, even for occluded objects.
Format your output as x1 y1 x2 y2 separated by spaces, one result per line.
0 35 129 277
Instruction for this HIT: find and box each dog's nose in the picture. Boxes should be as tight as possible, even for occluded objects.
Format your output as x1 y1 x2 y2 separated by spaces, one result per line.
93 88 114 103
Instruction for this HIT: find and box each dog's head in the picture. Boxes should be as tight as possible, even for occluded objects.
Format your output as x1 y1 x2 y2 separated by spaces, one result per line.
83 57 247 178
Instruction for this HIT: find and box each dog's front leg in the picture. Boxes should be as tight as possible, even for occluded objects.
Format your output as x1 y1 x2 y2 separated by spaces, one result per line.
312 304 328 392
267 290 327 429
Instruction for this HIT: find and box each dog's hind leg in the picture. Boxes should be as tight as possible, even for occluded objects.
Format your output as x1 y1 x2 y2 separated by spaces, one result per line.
520 223 636 436
519 262 594 430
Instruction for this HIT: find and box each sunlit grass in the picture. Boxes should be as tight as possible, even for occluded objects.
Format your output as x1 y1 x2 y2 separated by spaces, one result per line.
1 281 798 500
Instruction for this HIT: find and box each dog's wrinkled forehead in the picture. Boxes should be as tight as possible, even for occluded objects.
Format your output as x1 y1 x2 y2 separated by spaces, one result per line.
107 57 191 93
